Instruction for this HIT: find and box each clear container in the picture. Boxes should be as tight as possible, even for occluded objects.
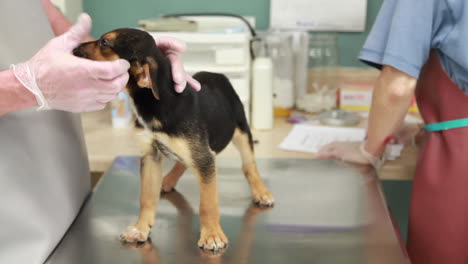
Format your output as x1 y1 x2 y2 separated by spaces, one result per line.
297 33 340 113
265 30 295 117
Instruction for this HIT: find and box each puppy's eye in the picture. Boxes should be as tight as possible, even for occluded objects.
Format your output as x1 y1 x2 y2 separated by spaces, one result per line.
99 39 110 49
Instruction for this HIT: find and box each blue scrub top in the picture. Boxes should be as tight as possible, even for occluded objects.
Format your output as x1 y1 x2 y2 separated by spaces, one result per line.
359 0 468 93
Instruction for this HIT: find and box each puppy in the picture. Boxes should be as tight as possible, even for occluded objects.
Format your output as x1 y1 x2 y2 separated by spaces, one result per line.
74 28 274 252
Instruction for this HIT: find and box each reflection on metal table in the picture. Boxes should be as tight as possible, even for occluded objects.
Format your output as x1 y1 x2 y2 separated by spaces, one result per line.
46 157 407 264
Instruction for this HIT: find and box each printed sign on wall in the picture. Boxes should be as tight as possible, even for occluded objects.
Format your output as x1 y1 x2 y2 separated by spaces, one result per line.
270 0 368 32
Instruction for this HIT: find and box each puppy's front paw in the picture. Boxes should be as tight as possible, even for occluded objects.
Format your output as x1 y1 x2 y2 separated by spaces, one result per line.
253 190 275 207
198 227 228 252
120 225 150 243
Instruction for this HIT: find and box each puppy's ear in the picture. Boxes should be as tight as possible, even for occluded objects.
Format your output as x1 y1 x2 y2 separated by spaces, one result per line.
130 57 159 100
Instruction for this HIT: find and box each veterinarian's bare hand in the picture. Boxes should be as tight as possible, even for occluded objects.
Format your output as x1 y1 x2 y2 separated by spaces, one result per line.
155 36 201 93
11 13 130 112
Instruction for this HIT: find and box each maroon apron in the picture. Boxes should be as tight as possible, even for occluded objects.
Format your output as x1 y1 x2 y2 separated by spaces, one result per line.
408 51 468 263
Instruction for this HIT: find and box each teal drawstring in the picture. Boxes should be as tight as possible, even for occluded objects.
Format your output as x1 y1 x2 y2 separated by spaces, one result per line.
423 118 468 132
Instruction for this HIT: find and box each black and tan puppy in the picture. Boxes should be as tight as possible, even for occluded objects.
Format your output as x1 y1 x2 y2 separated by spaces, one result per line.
74 28 274 252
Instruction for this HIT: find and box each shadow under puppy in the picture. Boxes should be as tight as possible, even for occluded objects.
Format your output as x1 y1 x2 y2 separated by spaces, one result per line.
73 28 274 252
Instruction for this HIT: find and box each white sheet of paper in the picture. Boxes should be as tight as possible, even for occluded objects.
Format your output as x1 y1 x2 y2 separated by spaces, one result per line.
270 0 367 31
279 124 366 153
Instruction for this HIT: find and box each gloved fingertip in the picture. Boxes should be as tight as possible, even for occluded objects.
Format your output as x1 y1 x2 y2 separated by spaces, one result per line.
187 76 201 91
64 13 92 50
174 83 185 93
77 13 92 26
73 14 92 37
192 82 201 91
118 59 131 69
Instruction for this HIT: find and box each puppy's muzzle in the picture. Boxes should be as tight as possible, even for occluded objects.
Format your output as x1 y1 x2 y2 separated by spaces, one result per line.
73 47 88 58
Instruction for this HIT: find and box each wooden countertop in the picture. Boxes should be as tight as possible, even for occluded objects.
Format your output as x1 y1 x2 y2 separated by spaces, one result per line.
81 108 417 180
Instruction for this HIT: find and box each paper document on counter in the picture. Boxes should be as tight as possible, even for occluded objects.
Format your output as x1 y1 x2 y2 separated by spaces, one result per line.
279 124 366 153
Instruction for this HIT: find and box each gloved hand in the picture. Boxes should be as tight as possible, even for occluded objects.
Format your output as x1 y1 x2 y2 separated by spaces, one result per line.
317 122 423 168
391 123 424 146
155 37 201 93
317 141 384 169
11 13 130 112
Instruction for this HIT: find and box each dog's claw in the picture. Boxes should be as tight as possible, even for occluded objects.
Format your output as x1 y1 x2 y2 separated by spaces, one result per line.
198 241 227 252
253 192 275 207
120 225 149 243
198 230 228 253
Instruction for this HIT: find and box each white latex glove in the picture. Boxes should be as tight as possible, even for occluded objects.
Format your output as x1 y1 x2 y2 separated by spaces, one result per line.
392 123 424 146
317 141 384 169
11 13 130 112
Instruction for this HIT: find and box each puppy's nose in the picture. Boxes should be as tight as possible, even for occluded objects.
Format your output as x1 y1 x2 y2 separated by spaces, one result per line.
73 47 85 58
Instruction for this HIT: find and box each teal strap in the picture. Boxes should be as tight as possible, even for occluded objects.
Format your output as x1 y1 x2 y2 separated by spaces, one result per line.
423 118 468 132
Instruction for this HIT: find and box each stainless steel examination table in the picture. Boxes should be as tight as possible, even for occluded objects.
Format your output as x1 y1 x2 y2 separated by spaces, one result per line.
47 157 408 264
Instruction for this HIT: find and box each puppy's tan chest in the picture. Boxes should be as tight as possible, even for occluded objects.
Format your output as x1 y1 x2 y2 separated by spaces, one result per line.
151 132 193 166
133 111 193 165
153 140 182 162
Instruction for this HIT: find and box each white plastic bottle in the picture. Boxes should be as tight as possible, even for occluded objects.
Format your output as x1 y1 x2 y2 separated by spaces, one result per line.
251 52 274 130
110 92 133 128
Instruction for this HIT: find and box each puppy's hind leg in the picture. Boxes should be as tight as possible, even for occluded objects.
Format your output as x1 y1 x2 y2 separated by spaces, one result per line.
161 161 186 193
120 151 163 243
232 128 274 207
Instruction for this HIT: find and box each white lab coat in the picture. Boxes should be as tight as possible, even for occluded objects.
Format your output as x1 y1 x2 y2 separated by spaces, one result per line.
0 1 91 263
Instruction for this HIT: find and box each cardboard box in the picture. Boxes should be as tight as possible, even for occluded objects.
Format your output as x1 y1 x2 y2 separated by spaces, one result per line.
339 81 418 113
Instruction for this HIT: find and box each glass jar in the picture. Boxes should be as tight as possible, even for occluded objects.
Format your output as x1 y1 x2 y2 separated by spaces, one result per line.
297 33 340 113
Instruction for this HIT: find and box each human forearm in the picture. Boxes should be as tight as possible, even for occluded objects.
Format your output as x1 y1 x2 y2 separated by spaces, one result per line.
364 66 417 156
0 69 37 115
40 0 93 41
317 66 418 167
41 0 72 36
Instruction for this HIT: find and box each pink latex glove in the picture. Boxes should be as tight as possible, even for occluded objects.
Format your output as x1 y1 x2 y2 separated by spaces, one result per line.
11 13 130 112
155 37 201 93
